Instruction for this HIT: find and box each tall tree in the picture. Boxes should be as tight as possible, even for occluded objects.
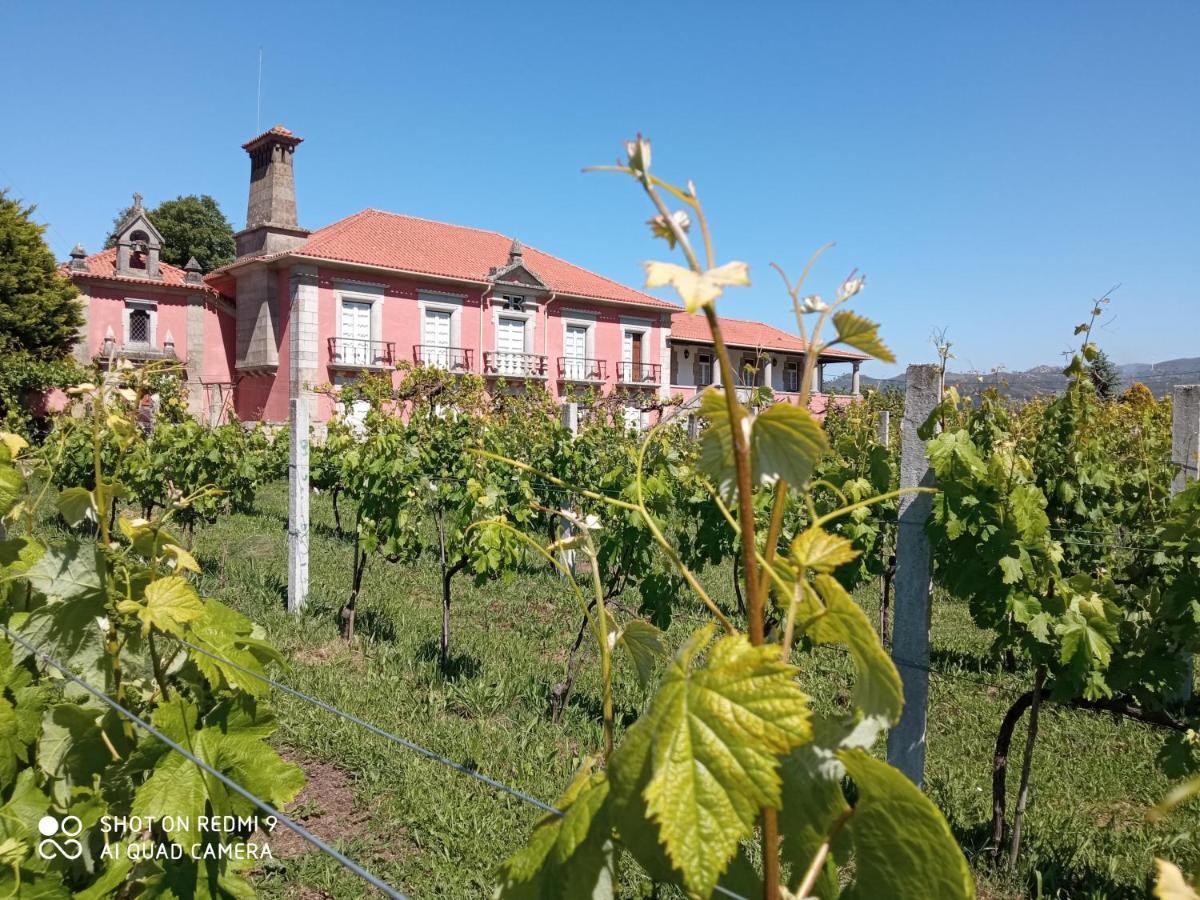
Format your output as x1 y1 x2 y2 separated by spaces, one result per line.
1088 347 1121 399
105 194 236 272
0 189 82 360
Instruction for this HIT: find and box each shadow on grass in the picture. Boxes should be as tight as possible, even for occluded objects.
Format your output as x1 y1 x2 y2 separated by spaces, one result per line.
416 639 482 680
353 609 398 643
953 819 1147 899
929 646 1012 679
556 689 640 731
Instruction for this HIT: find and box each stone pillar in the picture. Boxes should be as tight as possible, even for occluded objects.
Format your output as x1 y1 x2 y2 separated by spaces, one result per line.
878 409 890 448
185 296 206 418
886 364 940 787
561 401 579 436
852 361 862 396
1171 386 1200 496
659 314 671 401
763 355 774 392
287 266 319 614
1170 385 1200 701
817 362 826 394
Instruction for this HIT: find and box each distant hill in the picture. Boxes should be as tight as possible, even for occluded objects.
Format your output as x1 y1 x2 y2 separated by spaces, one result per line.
827 357 1200 401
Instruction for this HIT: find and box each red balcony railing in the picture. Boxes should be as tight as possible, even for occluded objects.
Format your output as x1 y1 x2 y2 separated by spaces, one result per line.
328 337 395 369
557 357 607 382
484 351 548 378
616 361 661 384
414 344 473 372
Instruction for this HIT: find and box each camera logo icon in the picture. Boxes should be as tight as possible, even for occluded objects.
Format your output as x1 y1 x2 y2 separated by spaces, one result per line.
36 815 84 860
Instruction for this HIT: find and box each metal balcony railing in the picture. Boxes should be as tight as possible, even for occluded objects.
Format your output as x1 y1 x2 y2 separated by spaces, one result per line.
414 344 472 372
616 361 661 384
557 357 607 382
328 338 395 369
484 351 548 378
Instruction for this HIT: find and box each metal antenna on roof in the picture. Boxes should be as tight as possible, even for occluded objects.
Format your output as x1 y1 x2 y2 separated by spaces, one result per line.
256 47 263 133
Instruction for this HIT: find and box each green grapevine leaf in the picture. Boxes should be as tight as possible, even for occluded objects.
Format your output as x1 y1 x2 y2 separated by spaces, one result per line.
0 697 19 789
697 388 742 499
608 624 812 896
617 620 667 688
119 576 205 637
791 526 860 574
837 749 975 899
832 310 896 363
779 745 849 896
798 575 903 749
497 761 615 899
0 464 22 519
24 541 103 602
55 488 95 527
752 403 828 489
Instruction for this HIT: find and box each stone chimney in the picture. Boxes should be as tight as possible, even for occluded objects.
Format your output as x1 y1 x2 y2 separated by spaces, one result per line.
234 125 311 258
69 244 88 273
184 257 203 284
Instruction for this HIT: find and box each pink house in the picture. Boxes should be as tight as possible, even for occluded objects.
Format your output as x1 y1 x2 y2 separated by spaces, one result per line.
668 313 866 414
62 197 236 421
67 126 866 428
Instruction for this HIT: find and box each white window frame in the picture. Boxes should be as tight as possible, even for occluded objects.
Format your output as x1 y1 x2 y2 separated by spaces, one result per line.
561 310 597 381
417 291 465 367
334 283 384 344
123 298 157 347
619 315 652 382
784 359 800 392
491 302 536 352
697 352 713 387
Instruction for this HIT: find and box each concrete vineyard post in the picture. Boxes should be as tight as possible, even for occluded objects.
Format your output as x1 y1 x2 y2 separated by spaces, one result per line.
287 266 318 614
886 364 940 787
1170 385 1200 701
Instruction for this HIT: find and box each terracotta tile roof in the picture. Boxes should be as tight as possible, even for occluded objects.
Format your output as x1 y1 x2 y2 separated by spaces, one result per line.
669 312 868 361
242 124 302 150
292 209 679 311
60 248 211 293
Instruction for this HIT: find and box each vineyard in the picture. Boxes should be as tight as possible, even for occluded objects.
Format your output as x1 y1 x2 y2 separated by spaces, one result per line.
1 143 1199 900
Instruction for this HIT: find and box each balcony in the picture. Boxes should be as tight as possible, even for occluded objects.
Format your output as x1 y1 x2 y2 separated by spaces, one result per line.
95 340 179 365
484 351 548 379
557 357 607 383
616 361 661 385
328 338 396 370
414 344 473 373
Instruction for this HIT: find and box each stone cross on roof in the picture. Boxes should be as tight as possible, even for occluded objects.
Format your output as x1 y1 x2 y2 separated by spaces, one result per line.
132 192 143 210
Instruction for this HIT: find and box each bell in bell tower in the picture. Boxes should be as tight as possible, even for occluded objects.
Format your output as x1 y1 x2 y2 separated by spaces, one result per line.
112 193 164 279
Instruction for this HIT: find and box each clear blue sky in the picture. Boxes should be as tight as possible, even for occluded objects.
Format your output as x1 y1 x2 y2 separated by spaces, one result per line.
3 1 1197 377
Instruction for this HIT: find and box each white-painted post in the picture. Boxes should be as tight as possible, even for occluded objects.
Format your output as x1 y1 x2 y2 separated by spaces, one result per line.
287 266 318 614
887 364 940 787
852 361 862 396
1170 385 1200 701
288 396 309 613
878 409 891 448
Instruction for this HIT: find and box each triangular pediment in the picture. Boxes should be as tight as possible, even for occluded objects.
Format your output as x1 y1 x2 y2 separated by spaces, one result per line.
114 202 163 248
490 261 547 290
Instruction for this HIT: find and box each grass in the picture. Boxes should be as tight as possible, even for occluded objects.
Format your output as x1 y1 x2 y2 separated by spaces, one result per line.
182 481 1200 899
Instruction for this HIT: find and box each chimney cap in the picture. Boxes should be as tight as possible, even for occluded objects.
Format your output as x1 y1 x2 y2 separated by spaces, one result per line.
69 243 89 272
184 257 203 284
242 124 304 152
